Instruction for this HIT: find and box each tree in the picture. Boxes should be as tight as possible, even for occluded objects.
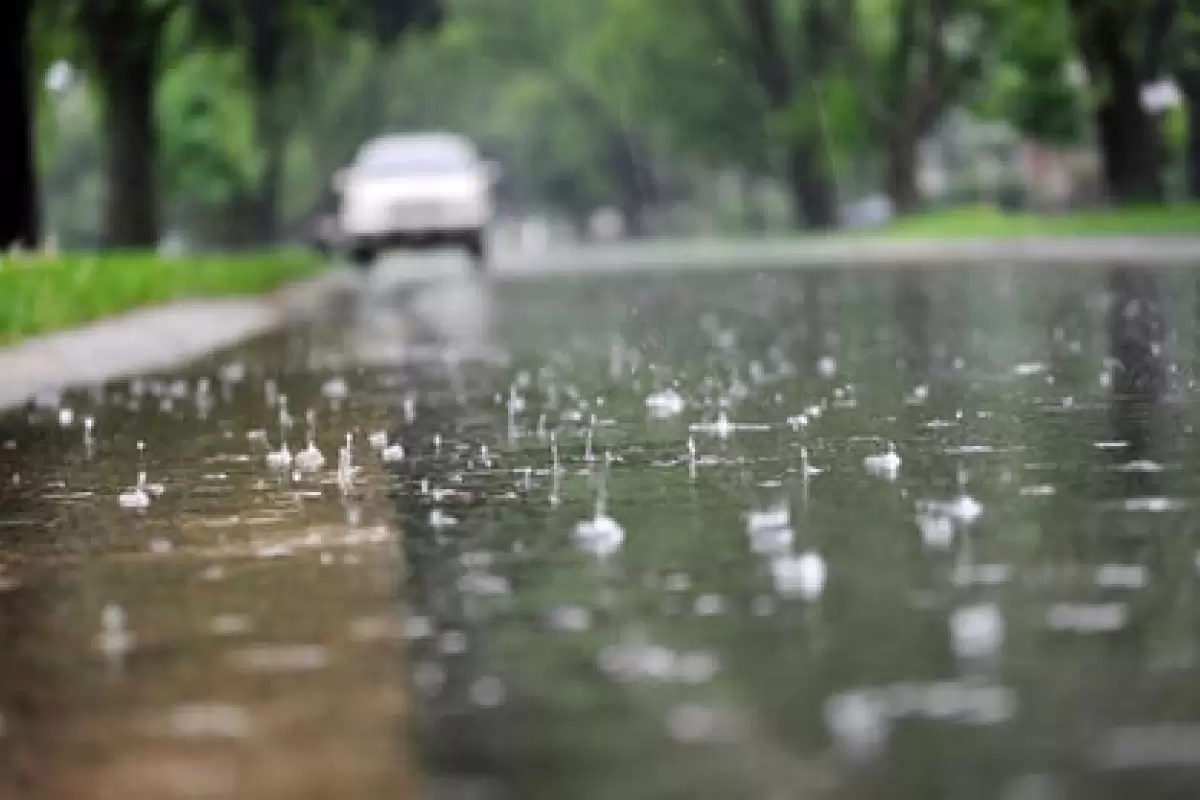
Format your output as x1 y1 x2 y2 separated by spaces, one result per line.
434 0 661 235
592 0 774 193
835 0 987 214
977 0 1087 146
57 0 183 249
39 0 441 250
191 0 295 242
687 0 840 230
0 0 40 249
191 0 442 242
1066 0 1166 203
157 49 261 243
1156 0 1200 197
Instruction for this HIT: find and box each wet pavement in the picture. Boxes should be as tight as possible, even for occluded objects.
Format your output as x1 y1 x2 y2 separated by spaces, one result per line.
3 257 1200 799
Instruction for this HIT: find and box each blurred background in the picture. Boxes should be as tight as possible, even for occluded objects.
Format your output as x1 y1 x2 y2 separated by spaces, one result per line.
7 4 1200 798
5 0 1198 254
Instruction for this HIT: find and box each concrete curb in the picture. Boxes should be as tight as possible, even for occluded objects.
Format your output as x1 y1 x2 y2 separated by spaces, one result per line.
0 267 349 412
496 236 1200 277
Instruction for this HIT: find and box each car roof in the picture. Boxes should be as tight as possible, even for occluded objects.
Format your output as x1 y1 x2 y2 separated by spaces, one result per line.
355 132 477 162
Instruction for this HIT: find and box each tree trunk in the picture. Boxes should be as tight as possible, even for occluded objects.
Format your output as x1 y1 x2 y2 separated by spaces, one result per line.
1185 83 1200 199
605 128 650 238
740 171 767 232
95 37 161 248
1069 0 1163 204
0 0 39 250
729 0 839 231
1094 86 1163 203
618 203 646 238
786 144 837 230
570 212 592 242
248 83 285 244
247 0 286 244
886 133 921 215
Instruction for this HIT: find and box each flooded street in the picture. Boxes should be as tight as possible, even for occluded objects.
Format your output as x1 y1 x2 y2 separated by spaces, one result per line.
4 259 1200 799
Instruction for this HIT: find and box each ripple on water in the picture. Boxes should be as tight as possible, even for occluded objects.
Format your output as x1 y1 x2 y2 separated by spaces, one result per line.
1093 724 1200 769
210 614 252 636
1046 602 1129 633
226 644 330 673
665 703 744 744
14 265 1200 798
347 615 404 643
158 703 254 740
1106 497 1188 513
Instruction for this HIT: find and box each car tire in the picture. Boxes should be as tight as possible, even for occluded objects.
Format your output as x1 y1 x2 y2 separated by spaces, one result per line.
349 245 376 271
464 230 487 272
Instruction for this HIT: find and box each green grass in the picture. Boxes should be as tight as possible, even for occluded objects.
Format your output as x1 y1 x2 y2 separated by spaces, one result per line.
880 203 1200 238
0 249 325 345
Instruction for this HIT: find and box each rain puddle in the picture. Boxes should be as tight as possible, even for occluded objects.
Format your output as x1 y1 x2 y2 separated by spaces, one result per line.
0 302 417 798
390 265 1200 799
4 263 1200 799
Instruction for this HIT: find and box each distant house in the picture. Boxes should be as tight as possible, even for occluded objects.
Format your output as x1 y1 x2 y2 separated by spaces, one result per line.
1018 141 1103 210
917 109 1104 211
917 111 1022 206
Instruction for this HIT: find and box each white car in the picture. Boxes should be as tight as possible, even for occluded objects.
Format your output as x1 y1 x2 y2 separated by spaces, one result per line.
333 132 499 271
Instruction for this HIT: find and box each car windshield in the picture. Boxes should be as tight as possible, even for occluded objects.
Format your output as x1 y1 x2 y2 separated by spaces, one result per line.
355 139 474 175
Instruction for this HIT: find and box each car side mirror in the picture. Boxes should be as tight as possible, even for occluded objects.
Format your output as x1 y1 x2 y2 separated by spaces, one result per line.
332 168 349 193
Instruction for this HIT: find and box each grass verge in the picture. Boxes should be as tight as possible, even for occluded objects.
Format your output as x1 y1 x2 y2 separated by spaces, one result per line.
0 249 325 345
881 204 1200 238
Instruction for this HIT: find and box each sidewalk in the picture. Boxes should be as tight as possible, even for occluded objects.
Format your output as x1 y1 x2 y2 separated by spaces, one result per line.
0 269 350 411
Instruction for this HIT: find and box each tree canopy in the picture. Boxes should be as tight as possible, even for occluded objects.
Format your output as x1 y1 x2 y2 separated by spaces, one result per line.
4 0 1199 250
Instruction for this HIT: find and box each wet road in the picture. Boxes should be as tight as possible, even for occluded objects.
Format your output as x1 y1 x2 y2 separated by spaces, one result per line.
3 257 1200 799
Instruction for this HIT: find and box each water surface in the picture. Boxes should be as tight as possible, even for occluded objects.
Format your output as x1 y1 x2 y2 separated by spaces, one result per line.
3 261 1200 800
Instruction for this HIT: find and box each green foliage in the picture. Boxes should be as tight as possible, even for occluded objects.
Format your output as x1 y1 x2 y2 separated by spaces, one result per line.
820 74 874 159
158 50 260 206
590 0 770 169
38 77 103 247
1175 3 1200 79
32 0 449 246
370 0 656 220
880 203 1200 237
975 0 1086 144
34 0 1198 246
1163 104 1188 153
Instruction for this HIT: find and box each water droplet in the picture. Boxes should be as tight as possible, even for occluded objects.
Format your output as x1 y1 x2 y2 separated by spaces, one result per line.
693 594 725 616
470 676 507 707
645 388 685 419
824 691 890 761
950 603 1005 659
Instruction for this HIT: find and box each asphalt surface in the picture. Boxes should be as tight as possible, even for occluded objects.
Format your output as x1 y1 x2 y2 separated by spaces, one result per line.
2 251 1200 799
